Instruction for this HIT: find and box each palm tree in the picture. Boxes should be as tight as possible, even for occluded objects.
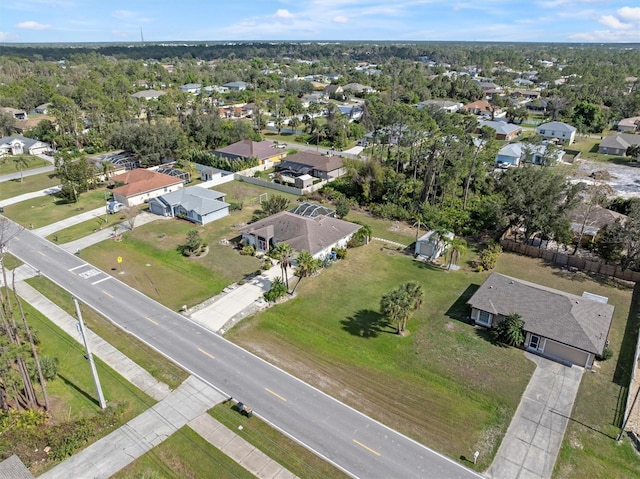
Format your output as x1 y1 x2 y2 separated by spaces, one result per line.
13 156 29 183
292 250 320 293
445 238 467 271
380 282 424 335
271 243 294 290
101 160 115 183
493 313 525 347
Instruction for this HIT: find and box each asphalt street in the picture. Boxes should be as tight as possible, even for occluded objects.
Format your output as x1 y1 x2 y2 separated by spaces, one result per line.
4 219 481 479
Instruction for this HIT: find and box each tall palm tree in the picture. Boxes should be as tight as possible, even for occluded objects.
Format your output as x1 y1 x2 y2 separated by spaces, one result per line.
271 243 294 290
380 282 424 335
292 250 320 293
13 156 29 183
446 238 468 271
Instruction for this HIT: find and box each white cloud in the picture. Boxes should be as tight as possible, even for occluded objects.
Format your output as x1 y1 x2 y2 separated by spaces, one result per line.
599 15 630 30
569 28 640 42
617 7 640 22
332 15 348 23
113 10 135 19
112 30 129 38
274 9 295 19
0 32 19 41
16 20 52 30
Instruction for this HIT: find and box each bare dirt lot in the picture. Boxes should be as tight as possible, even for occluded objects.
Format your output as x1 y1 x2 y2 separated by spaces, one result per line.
570 158 640 198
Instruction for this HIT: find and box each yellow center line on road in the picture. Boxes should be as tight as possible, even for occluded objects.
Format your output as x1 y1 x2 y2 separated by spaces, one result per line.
198 348 216 360
353 439 381 456
145 317 158 325
265 387 287 402
102 290 114 298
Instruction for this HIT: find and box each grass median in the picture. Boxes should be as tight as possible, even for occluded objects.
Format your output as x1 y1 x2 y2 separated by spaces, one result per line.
0 172 59 201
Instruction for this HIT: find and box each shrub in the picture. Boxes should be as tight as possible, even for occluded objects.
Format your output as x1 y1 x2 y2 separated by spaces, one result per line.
479 241 502 270
241 245 256 256
264 277 288 302
333 247 347 259
492 313 525 347
599 346 613 361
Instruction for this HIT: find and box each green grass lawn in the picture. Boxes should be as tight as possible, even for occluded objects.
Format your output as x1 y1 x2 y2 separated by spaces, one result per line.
2 188 109 228
113 426 254 479
210 402 350 479
0 155 50 175
26 276 188 390
0 172 59 201
45 216 111 243
226 246 536 471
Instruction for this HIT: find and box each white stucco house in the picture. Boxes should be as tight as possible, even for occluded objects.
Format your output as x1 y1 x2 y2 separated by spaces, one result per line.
0 135 50 157
111 169 185 207
148 186 230 225
536 121 577 144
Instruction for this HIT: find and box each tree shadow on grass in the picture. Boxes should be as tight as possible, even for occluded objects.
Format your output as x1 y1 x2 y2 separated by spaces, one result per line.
340 309 392 338
412 259 445 272
614 282 640 390
58 373 102 407
445 284 479 323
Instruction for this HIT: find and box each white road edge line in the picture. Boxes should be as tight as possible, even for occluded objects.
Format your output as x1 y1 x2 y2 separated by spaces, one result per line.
91 276 111 285
69 264 88 271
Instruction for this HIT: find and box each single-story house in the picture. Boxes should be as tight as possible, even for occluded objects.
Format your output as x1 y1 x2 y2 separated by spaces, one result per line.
111 168 185 207
415 230 454 259
0 107 28 120
0 135 50 157
597 133 640 156
462 100 496 116
34 102 52 114
239 211 360 259
213 139 288 165
324 84 344 98
275 151 345 180
416 100 463 113
223 81 248 91
478 120 522 141
616 116 640 132
179 83 202 94
131 89 166 100
467 272 615 368
536 121 577 144
342 83 375 94
148 186 229 225
495 142 565 167
567 204 627 244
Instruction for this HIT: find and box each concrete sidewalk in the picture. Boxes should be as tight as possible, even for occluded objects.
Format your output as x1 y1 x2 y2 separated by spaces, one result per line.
39 376 225 479
34 206 106 237
0 164 54 183
486 353 583 479
0 186 59 207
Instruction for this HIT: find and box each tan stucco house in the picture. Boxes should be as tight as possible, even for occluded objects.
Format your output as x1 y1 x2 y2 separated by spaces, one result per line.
111 169 184 207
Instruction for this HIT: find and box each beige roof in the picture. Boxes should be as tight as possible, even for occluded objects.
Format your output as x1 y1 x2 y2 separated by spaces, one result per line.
214 140 282 161
112 169 183 198
467 273 614 355
239 211 360 256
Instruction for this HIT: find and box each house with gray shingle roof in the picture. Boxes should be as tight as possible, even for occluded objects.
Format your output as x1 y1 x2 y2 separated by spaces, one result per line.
478 120 522 140
148 186 229 225
239 211 360 259
536 121 577 144
598 133 640 156
467 273 614 368
495 141 565 166
131 89 166 100
0 135 50 157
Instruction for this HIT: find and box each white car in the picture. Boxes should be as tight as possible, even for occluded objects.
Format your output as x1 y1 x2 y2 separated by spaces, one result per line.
107 201 125 214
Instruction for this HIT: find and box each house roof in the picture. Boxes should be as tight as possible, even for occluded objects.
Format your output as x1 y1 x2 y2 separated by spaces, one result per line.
537 121 577 133
131 89 166 99
618 116 640 128
467 273 614 355
156 186 229 216
0 135 46 150
112 169 183 198
479 120 522 136
567 204 627 236
276 151 343 174
214 140 284 161
599 133 640 150
463 100 493 112
342 83 371 92
239 211 360 256
223 81 248 88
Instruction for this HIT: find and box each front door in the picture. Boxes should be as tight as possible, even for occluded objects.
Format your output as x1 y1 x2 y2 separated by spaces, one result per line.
529 334 541 351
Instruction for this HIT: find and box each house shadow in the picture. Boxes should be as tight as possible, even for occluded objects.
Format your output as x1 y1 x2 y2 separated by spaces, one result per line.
445 284 479 323
58 373 101 407
340 309 392 338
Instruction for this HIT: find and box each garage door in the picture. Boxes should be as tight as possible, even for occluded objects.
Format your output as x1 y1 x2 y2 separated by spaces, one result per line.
543 340 589 368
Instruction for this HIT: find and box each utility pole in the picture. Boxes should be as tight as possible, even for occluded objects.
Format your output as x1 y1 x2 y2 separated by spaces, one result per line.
617 384 640 441
73 297 107 409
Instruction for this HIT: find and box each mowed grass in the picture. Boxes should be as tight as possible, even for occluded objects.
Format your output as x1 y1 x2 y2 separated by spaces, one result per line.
0 172 59 201
45 216 111 243
0 155 49 175
21 298 155 420
226 246 537 470
210 403 351 479
2 188 108 228
113 426 254 479
26 276 188 390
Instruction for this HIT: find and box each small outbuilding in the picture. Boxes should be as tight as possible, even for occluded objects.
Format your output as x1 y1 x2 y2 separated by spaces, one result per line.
415 231 454 259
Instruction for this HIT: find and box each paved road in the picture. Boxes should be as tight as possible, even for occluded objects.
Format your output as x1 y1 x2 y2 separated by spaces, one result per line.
3 220 481 479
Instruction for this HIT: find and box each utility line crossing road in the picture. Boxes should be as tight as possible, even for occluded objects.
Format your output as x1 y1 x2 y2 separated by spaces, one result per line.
4 221 481 479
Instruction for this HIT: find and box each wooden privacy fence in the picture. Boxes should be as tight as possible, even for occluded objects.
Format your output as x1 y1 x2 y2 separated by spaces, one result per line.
500 239 640 283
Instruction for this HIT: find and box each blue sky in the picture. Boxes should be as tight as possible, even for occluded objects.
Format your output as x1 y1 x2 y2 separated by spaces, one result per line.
1 0 639 43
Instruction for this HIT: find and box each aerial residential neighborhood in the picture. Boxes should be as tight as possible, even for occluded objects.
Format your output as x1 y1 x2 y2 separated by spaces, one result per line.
0 2 639 479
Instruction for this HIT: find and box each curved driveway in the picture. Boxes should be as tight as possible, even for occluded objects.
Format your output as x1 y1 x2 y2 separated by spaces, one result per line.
4 219 481 479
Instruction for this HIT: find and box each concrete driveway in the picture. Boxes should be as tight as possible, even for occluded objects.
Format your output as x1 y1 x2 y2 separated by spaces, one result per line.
487 353 583 479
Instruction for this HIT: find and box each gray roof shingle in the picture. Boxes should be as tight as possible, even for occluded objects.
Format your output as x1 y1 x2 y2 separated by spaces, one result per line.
467 273 614 354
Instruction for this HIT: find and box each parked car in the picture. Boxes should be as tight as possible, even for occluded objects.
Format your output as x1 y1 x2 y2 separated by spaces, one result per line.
107 201 125 214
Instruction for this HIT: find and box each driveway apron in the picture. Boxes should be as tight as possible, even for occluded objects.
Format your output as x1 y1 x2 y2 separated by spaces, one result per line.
487 353 583 479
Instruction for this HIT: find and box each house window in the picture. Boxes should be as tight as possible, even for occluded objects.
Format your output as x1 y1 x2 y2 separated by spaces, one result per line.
476 310 492 326
257 237 268 252
529 335 541 351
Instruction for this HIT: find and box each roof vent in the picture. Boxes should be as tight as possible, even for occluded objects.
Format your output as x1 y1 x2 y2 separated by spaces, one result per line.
509 281 514 284
489 285 493 289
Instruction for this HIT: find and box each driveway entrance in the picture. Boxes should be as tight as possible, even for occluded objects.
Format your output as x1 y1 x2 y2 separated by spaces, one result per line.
487 353 583 479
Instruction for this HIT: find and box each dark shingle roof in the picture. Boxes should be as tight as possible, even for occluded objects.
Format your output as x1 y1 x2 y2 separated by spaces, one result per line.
276 151 343 173
213 140 282 161
467 273 614 354
0 455 35 479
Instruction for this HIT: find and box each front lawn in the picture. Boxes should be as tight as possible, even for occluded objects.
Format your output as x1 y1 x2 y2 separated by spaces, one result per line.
226 245 536 471
2 188 109 228
0 155 49 175
0 172 59 201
